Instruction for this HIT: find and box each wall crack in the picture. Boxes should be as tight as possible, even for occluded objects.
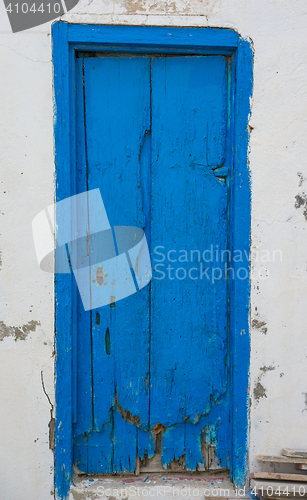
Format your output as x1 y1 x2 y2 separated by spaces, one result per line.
41 370 55 452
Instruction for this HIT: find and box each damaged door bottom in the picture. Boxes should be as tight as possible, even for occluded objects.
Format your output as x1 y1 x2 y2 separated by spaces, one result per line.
137 433 223 474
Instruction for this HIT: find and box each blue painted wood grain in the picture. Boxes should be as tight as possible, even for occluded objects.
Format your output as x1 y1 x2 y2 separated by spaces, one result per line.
67 25 239 53
79 56 151 472
150 56 230 466
53 23 252 498
53 21 73 500
229 39 253 486
73 56 93 439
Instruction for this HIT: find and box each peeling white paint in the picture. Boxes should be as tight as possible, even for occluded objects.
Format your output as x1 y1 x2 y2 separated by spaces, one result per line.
0 0 307 498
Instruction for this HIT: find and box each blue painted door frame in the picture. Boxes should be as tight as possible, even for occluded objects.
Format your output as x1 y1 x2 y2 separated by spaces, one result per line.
52 22 252 500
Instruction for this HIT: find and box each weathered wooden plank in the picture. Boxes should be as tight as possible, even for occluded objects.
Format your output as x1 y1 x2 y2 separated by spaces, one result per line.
150 55 229 469
52 21 73 500
185 420 205 470
229 40 253 487
73 56 93 441
198 405 231 471
257 455 307 465
74 426 113 473
282 449 307 459
137 427 155 462
113 411 137 473
251 472 307 482
67 25 239 52
162 425 185 470
83 55 151 472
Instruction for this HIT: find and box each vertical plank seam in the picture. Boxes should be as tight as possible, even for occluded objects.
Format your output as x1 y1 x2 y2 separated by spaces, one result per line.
82 59 94 443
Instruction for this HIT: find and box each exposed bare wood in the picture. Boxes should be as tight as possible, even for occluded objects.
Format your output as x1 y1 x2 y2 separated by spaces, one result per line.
257 455 307 464
282 449 307 459
251 472 307 482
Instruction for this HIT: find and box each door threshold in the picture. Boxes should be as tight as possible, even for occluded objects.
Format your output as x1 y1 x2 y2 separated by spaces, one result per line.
69 472 249 500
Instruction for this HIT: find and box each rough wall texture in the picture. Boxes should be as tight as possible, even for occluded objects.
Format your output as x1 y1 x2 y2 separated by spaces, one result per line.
0 1 307 499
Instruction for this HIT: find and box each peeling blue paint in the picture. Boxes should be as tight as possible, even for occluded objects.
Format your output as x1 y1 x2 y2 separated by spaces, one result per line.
52 23 252 498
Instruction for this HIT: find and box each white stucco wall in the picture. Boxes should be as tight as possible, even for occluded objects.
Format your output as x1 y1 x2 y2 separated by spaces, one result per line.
0 1 307 499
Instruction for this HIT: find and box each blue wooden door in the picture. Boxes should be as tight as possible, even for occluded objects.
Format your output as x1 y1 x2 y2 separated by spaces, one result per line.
73 54 230 473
